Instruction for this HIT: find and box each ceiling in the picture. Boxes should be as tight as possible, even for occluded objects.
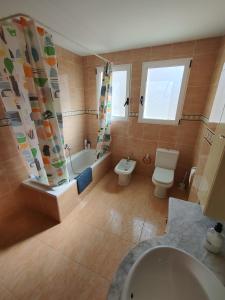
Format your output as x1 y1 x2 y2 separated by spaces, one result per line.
0 0 225 56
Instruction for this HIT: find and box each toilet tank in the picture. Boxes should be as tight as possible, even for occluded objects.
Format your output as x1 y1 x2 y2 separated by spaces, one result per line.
155 148 179 170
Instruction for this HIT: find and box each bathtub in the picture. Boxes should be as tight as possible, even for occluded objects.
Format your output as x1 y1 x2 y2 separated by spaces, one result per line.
22 149 112 221
67 149 111 179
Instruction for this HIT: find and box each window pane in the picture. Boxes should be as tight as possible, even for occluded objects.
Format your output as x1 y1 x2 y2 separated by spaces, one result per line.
143 65 185 120
112 70 127 117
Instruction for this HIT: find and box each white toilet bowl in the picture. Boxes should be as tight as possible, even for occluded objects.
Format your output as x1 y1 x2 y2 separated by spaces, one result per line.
152 167 174 198
114 159 136 186
152 148 179 198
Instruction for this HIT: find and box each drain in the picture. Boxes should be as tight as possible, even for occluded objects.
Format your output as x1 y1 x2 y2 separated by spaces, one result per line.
130 292 134 298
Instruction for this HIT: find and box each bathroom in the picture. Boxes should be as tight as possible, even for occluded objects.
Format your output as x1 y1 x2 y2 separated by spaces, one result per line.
0 0 225 299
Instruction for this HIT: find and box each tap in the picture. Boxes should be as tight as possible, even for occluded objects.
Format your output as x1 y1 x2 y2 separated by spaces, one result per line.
126 156 130 162
64 144 72 150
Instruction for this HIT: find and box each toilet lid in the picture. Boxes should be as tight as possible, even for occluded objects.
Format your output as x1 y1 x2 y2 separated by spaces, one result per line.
153 167 174 184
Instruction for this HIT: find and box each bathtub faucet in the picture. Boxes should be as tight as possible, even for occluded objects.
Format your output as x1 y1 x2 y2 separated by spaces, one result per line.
64 144 72 150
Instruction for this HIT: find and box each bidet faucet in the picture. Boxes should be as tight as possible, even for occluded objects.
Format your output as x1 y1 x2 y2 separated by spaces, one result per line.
126 156 130 161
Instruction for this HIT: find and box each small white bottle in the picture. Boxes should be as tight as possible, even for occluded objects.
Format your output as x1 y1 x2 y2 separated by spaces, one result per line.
204 223 224 254
87 141 91 149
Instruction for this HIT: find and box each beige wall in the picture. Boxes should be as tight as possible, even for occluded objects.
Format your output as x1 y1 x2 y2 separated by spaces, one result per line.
0 36 224 218
84 37 221 181
56 46 86 155
0 106 28 218
0 46 85 217
189 36 225 201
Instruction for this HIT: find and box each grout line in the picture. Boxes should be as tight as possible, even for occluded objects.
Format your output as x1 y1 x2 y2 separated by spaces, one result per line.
0 278 20 300
137 221 145 243
29 248 110 300
35 235 111 283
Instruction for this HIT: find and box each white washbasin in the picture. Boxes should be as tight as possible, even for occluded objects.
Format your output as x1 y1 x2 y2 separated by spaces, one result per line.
121 246 225 300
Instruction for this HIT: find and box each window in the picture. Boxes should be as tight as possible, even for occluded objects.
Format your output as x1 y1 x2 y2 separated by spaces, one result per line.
138 58 191 125
96 64 131 121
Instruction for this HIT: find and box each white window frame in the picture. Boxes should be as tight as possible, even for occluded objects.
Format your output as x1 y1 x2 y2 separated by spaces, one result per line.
96 64 131 121
138 58 192 125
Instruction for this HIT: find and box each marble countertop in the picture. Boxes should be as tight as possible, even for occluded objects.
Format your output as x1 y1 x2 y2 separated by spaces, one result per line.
108 198 225 300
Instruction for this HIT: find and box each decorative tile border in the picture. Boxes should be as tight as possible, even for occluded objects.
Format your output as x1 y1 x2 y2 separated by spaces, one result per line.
128 113 205 121
62 110 86 117
181 114 202 121
0 109 215 137
129 112 138 117
63 109 98 117
61 112 213 125
85 109 98 115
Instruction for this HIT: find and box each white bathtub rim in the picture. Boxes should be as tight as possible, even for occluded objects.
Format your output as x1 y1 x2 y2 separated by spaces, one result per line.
68 148 111 168
22 149 111 197
67 149 111 178
92 151 111 169
22 178 77 197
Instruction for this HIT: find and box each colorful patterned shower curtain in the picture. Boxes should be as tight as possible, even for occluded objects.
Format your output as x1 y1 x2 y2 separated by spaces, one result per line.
96 62 112 159
0 17 68 186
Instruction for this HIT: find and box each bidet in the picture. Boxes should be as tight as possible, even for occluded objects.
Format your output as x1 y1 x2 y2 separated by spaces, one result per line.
114 158 136 186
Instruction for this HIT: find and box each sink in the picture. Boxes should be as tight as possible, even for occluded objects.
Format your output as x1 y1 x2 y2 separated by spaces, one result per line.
121 246 225 300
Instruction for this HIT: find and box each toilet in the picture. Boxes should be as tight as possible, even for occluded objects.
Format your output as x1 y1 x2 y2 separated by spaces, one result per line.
152 148 179 198
114 158 136 186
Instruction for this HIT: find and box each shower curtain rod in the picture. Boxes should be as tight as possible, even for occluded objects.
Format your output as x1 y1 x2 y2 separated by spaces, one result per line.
0 12 111 64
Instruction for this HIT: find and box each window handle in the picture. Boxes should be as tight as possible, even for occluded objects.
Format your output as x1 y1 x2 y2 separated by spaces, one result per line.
140 96 144 106
124 97 129 106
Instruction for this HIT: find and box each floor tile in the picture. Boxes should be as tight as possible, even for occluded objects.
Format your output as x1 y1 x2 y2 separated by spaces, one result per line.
31 258 109 300
0 280 16 300
0 170 188 299
0 238 61 299
0 209 57 248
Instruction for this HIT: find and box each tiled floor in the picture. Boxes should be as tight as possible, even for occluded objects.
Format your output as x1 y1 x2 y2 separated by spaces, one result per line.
0 171 187 300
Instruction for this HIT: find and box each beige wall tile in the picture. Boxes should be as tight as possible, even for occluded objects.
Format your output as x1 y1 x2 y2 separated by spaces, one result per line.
171 41 195 58
0 100 6 119
84 36 223 179
195 37 222 55
189 36 225 201
57 184 79 220
183 86 209 115
151 44 173 60
57 45 86 156
1 35 223 221
0 127 28 217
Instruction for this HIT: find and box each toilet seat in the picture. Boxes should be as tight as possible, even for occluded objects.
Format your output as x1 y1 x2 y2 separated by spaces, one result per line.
152 167 174 185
